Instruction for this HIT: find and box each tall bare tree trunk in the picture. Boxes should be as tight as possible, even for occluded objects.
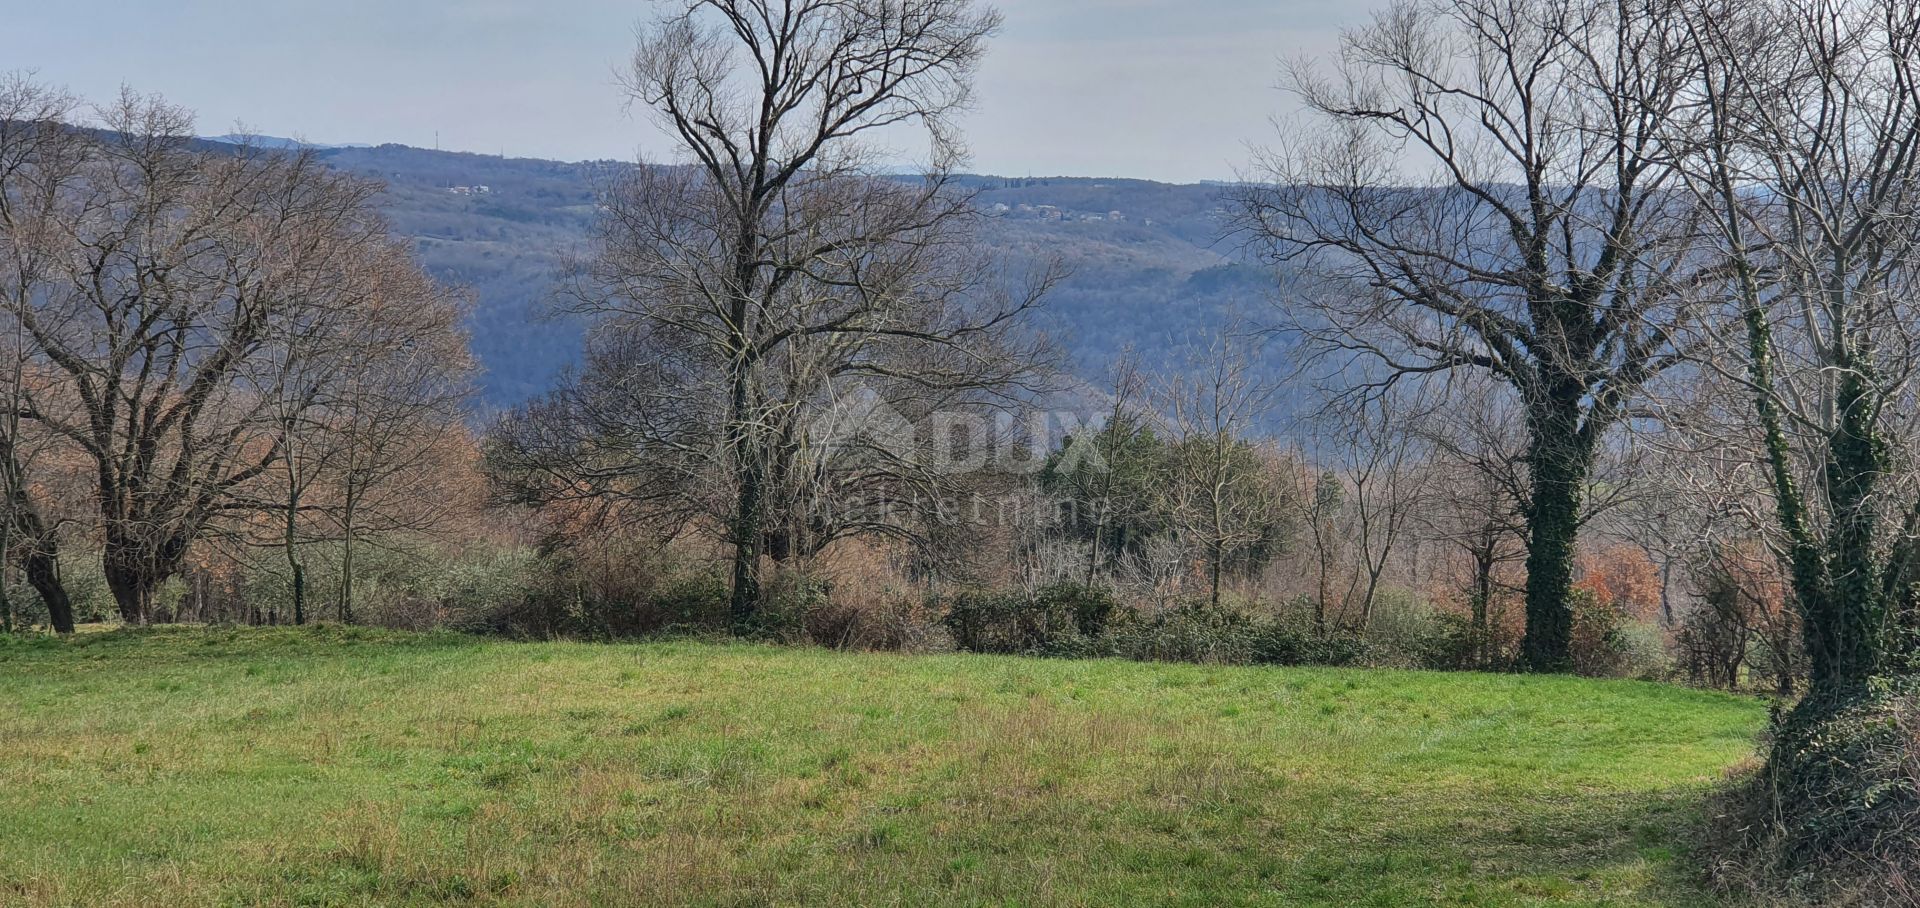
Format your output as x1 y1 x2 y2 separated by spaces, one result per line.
1208 541 1223 608
106 574 149 626
1313 524 1332 637
285 489 306 626
726 346 763 630
1472 547 1495 669
0 510 10 635
23 545 71 634
1084 512 1103 590
338 501 356 625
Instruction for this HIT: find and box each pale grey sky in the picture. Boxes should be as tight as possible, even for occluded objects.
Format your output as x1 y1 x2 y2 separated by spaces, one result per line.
6 0 1382 184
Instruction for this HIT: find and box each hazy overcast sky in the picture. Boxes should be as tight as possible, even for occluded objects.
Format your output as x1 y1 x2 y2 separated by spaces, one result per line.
6 0 1383 184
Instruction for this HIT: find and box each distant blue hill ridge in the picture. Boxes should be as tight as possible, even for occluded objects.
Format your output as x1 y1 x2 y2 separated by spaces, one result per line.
202 133 374 151
204 141 1279 415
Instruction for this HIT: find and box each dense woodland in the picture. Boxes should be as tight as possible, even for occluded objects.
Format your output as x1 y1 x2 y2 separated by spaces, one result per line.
9 0 1920 901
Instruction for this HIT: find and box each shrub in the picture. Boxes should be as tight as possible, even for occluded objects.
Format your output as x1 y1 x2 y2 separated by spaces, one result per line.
1357 588 1445 668
362 543 724 640
648 571 732 632
1420 612 1512 671
1569 588 1630 678
749 570 832 643
1038 583 1123 639
1251 621 1369 667
795 581 948 652
945 587 1061 655
1101 598 1260 664
944 589 1034 653
438 549 546 630
1612 620 1672 681
795 596 865 649
942 583 1127 655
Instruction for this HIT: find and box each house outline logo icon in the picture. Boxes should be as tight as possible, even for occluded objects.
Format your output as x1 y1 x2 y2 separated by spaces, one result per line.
807 384 917 463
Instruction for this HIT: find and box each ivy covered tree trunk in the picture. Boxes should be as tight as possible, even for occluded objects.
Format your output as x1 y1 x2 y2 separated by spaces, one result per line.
729 469 764 630
1519 384 1593 673
1736 272 1889 695
291 563 306 626
1806 368 1889 689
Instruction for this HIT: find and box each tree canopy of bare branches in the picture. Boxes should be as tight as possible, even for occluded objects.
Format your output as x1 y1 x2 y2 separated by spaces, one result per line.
498 0 1050 628
1239 0 1710 670
0 81 472 626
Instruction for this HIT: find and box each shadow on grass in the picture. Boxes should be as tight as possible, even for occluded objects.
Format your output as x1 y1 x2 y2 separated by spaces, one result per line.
4 622 476 651
1281 781 1740 906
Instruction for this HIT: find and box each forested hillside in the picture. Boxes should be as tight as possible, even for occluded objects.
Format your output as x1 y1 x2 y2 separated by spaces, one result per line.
295 142 1267 408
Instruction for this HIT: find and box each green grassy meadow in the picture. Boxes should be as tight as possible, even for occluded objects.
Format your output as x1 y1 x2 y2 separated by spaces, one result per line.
0 627 1766 907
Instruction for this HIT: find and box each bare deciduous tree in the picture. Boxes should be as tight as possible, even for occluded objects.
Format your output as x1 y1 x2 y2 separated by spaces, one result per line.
1157 331 1287 607
1297 461 1346 635
323 290 475 624
250 245 473 625
1316 387 1424 632
1240 0 1708 670
538 0 1049 627
1408 379 1531 661
0 77 90 633
9 89 467 624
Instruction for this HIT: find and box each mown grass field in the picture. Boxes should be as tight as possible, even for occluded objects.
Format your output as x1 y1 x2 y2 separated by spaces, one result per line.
0 627 1766 907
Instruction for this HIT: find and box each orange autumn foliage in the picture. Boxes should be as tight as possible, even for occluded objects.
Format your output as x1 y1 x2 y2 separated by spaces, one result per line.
1575 545 1662 622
